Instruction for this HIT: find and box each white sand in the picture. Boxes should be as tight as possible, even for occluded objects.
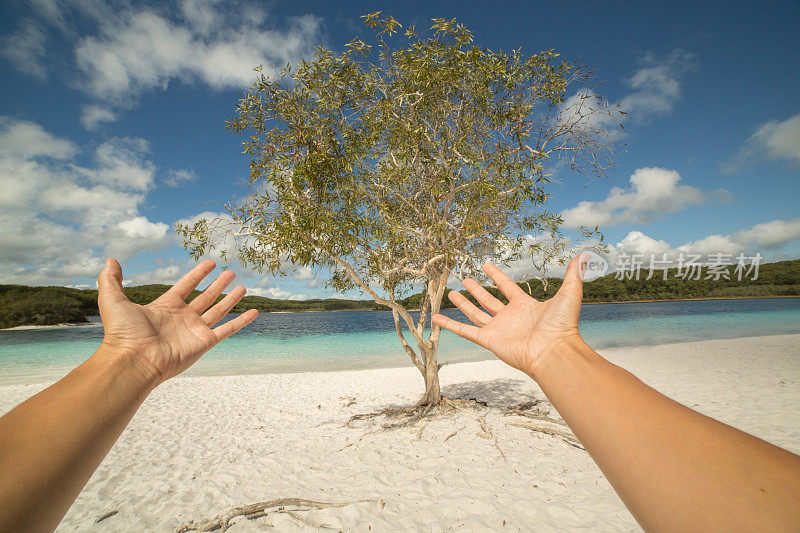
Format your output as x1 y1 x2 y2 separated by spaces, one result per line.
1 334 798 532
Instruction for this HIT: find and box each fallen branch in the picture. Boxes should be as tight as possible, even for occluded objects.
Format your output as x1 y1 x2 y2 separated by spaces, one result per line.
95 510 118 523
176 498 376 532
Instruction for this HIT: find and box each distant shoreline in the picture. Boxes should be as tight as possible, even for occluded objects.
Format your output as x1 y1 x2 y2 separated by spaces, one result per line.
3 294 798 330
581 294 800 306
0 323 102 332
368 294 800 313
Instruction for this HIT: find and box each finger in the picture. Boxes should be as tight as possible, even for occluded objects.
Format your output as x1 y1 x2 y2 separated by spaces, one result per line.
432 313 480 344
482 263 528 301
98 258 128 308
559 252 588 298
189 269 236 314
462 278 504 315
448 290 492 326
201 285 247 326
213 309 259 343
167 260 217 300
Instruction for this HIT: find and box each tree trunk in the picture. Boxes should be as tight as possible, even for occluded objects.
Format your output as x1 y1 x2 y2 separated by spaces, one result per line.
418 344 442 406
415 269 449 406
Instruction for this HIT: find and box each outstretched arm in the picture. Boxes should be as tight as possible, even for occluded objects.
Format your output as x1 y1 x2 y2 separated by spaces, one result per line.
0 259 258 533
433 254 800 532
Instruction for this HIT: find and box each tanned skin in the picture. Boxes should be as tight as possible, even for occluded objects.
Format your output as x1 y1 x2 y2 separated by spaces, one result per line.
0 259 258 532
432 253 800 532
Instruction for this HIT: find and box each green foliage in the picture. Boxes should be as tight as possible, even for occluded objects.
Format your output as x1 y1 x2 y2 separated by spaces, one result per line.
0 286 96 329
177 13 617 297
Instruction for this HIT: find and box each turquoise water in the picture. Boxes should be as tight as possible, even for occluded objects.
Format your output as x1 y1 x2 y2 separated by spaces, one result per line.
1 298 799 385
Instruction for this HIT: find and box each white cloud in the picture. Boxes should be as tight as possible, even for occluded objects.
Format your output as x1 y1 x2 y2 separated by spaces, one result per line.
612 217 800 263
0 19 49 80
0 117 77 160
179 0 219 35
124 263 187 286
620 50 693 119
72 4 322 104
558 88 621 132
725 113 800 171
248 286 308 300
291 265 322 288
558 50 694 132
104 217 171 262
80 104 117 130
3 2 323 122
613 231 674 257
165 168 197 187
561 167 729 228
733 218 800 250
0 117 176 284
61 137 155 194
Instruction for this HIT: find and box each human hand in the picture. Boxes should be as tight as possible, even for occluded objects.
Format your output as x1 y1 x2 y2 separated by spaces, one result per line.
97 258 258 386
432 253 587 377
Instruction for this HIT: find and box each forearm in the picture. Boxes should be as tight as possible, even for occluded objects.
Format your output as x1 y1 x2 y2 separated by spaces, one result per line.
530 336 800 532
0 346 155 532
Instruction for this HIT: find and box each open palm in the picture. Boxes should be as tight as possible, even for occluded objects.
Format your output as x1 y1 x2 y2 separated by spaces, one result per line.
98 259 258 384
432 254 586 375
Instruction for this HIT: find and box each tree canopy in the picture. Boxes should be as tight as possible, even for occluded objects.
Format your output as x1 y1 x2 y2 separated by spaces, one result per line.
177 13 619 404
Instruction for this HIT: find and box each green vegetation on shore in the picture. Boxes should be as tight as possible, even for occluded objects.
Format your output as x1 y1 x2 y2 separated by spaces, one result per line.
0 285 381 329
1 260 798 329
404 259 800 309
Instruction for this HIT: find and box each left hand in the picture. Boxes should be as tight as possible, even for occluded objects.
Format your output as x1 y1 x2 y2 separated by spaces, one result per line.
98 258 258 385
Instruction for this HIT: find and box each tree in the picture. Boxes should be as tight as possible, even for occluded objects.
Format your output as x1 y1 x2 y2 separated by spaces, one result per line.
520 232 573 295
178 13 618 406
518 226 607 295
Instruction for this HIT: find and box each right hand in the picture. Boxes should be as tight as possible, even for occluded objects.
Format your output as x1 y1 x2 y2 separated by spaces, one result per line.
432 253 588 377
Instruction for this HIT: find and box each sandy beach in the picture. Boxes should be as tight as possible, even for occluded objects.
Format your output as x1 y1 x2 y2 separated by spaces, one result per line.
1 334 798 531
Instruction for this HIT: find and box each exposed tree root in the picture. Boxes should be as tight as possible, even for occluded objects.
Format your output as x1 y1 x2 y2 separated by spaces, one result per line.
415 420 430 441
506 421 584 450
176 498 378 532
345 395 583 451
476 415 508 462
476 415 493 439
494 437 508 462
344 399 466 430
444 425 466 442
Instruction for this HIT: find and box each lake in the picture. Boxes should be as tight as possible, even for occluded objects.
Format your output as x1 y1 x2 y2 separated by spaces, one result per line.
1 297 799 385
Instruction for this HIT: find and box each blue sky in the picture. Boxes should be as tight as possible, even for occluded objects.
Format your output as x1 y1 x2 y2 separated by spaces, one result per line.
0 0 798 299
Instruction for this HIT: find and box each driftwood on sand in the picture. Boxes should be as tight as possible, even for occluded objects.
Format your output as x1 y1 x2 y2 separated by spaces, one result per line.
176 498 379 532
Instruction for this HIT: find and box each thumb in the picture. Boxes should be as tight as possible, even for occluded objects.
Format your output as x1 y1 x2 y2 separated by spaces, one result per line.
559 252 588 298
98 258 128 307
